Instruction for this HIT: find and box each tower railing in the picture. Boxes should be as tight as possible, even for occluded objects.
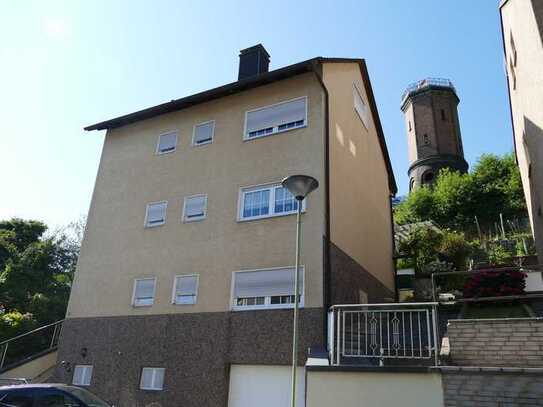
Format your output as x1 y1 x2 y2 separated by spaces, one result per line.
401 78 456 104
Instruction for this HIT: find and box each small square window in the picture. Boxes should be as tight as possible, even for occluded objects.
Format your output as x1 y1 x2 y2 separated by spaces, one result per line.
173 275 198 304
72 365 93 386
140 367 165 391
156 132 177 155
133 278 156 307
183 195 207 222
193 121 214 146
145 201 167 227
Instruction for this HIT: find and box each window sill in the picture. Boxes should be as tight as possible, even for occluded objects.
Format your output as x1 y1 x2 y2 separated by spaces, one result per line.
232 303 304 312
156 149 176 156
145 223 165 228
237 209 305 223
243 124 307 142
192 140 213 147
140 388 163 391
183 216 206 223
133 304 154 308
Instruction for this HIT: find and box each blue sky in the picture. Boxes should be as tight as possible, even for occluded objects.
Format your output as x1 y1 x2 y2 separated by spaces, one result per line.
0 0 512 227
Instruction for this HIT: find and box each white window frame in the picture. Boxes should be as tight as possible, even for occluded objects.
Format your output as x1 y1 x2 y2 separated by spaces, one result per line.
243 96 308 141
353 84 369 129
140 367 165 391
144 201 167 228
132 277 157 307
72 365 93 386
171 274 199 305
155 131 178 155
192 120 215 146
182 194 207 222
230 266 305 311
237 182 306 222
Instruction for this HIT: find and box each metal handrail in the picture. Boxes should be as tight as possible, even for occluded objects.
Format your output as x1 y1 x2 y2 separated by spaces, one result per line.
0 320 64 347
329 303 439 367
330 302 438 310
0 319 64 370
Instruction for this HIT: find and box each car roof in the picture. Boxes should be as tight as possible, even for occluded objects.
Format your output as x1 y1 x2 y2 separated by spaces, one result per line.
0 383 71 390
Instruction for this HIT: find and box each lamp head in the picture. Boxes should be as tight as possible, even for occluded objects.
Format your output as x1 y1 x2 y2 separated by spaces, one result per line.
281 175 319 201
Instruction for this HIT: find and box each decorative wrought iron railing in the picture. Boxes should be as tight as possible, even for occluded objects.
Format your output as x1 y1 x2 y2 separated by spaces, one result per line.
0 319 63 371
401 78 456 104
328 303 439 366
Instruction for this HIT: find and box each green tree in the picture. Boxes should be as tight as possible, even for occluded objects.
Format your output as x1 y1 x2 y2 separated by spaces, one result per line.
394 153 527 235
0 218 82 341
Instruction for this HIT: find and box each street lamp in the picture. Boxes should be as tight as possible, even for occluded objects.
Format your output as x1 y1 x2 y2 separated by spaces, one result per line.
281 174 319 407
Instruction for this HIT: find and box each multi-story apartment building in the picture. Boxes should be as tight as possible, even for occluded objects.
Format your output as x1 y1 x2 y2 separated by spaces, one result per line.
500 0 543 262
53 45 397 407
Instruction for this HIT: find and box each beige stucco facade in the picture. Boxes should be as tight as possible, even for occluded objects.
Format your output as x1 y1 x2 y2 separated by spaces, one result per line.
306 370 444 407
68 73 327 318
501 0 543 262
322 62 395 290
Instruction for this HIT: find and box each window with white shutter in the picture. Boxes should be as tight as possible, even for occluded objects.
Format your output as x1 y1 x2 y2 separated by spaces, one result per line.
232 267 304 310
156 132 178 154
133 278 156 307
172 275 198 305
244 97 307 140
193 121 215 146
140 367 165 391
145 201 167 227
353 85 370 129
72 365 93 386
183 195 207 222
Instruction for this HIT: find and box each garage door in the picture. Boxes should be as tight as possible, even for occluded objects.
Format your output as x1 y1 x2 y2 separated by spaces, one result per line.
228 365 305 407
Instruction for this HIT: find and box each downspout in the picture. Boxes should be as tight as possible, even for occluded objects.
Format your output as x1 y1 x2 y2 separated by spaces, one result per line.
311 61 332 346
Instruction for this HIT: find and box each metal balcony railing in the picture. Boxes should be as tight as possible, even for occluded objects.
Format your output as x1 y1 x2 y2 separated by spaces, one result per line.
0 319 63 371
328 303 439 366
401 78 456 104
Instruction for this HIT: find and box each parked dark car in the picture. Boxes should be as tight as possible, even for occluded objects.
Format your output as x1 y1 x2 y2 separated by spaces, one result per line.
0 384 111 407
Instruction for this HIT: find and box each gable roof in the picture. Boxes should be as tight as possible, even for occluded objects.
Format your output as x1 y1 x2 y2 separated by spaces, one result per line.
84 57 397 194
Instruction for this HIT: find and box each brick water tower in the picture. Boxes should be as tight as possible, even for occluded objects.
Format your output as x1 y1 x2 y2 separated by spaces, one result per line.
401 78 468 191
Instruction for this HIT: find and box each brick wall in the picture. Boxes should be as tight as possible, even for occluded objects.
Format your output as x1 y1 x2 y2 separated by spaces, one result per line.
447 318 543 367
442 369 543 407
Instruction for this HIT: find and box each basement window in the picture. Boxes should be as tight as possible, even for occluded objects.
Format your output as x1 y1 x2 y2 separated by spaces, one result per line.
140 368 165 391
239 183 305 221
72 365 93 386
133 278 156 307
232 267 304 310
353 85 370 129
156 132 178 155
145 201 167 227
183 195 207 222
173 275 198 305
244 97 307 140
193 121 215 146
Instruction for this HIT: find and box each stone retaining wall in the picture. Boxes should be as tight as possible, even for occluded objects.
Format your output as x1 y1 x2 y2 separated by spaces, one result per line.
447 318 543 367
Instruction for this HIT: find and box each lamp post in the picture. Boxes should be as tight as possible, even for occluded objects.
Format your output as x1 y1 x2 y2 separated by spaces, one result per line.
281 175 319 407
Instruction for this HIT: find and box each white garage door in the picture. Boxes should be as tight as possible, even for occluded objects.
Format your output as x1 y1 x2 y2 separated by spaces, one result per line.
228 365 306 407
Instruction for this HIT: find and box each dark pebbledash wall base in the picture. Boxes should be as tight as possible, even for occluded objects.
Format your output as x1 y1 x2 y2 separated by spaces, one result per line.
329 242 394 304
51 308 323 407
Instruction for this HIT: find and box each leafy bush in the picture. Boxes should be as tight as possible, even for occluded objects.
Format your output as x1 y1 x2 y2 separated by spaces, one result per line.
463 269 526 298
